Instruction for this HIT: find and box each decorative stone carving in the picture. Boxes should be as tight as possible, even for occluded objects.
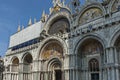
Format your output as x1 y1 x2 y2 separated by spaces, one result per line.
102 0 111 5
112 0 120 12
79 8 102 24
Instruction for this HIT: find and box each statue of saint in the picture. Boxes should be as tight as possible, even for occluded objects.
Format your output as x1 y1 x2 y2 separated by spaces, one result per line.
52 0 61 6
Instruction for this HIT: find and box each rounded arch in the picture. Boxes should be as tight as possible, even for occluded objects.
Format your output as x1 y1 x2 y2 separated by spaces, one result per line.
47 58 62 71
21 52 33 63
44 11 71 34
11 56 19 72
40 40 63 60
11 56 19 64
109 27 120 47
37 36 68 60
74 34 106 55
77 3 105 25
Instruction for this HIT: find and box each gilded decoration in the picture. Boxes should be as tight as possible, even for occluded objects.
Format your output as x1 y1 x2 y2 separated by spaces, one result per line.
53 5 61 12
48 18 69 35
41 42 63 59
112 0 120 12
79 8 102 24
81 40 103 55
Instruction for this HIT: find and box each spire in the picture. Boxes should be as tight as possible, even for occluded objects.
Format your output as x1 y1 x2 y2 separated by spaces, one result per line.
41 10 46 22
49 7 53 14
34 18 37 23
42 10 45 18
28 17 32 26
62 0 65 6
22 25 24 30
17 24 21 32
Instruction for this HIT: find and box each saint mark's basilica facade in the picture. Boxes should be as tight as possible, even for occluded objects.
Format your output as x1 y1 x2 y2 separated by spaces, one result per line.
2 0 120 80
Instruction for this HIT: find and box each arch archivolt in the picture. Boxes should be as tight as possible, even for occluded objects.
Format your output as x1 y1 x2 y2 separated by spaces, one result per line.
10 56 19 64
21 52 33 63
74 34 104 80
74 34 106 55
109 26 120 47
37 36 68 60
47 58 62 71
44 11 71 34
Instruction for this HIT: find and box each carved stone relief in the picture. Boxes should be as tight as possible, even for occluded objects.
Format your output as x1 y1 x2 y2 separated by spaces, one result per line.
79 8 102 24
112 0 120 12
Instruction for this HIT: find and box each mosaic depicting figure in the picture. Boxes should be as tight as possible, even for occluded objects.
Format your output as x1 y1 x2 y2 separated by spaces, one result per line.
41 42 63 59
79 8 102 24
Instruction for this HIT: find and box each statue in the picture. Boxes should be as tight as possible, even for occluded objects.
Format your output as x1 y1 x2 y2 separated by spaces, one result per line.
52 0 61 6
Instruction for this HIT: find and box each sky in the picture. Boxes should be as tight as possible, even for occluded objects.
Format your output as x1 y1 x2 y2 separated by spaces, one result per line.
0 0 87 57
0 0 54 57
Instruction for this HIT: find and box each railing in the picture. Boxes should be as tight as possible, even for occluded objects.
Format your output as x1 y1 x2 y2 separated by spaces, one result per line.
3 72 18 80
23 73 32 80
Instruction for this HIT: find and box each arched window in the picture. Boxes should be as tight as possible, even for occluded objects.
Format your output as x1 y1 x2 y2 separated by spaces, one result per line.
89 59 99 72
89 58 99 80
12 57 19 72
23 54 33 72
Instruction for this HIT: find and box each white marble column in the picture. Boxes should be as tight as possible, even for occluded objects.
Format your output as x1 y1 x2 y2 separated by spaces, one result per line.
115 68 119 80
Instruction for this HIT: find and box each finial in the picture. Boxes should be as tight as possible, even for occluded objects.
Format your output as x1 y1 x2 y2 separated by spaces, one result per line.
22 25 24 30
28 17 32 26
62 0 65 6
42 10 45 18
34 18 37 23
41 10 46 22
49 7 53 14
17 24 21 32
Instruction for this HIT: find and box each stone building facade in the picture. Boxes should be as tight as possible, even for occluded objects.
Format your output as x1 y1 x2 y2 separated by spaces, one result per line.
0 57 4 80
3 0 120 80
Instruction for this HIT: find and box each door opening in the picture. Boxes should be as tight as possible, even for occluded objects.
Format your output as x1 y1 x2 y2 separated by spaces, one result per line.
91 73 99 80
55 70 62 80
